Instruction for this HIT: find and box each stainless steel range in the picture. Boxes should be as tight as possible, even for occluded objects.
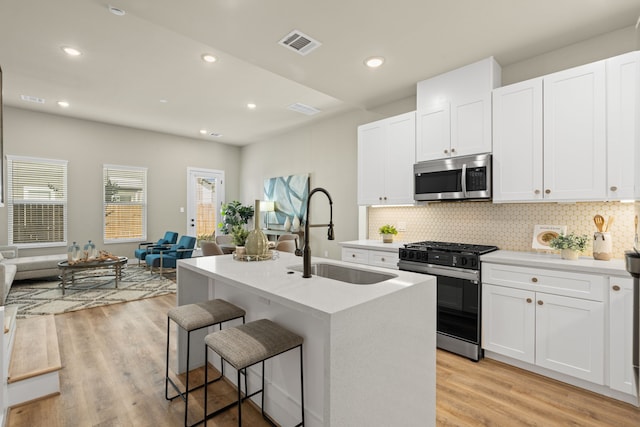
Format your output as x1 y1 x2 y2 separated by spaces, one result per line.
398 241 498 361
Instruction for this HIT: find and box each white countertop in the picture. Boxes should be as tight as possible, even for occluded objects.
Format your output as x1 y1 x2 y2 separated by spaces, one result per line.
481 250 629 277
179 252 434 319
338 239 407 252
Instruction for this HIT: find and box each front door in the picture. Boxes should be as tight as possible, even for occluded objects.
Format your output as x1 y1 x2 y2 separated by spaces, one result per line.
186 168 225 242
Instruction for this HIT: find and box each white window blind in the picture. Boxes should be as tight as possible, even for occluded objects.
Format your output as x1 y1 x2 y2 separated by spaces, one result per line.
103 165 147 243
7 156 68 247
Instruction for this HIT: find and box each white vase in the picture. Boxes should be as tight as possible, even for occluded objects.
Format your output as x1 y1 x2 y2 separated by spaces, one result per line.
382 234 394 243
592 232 612 261
291 216 301 232
560 249 580 260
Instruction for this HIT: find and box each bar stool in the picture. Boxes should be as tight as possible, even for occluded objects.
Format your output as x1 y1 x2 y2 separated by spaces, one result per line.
165 299 246 427
203 319 304 426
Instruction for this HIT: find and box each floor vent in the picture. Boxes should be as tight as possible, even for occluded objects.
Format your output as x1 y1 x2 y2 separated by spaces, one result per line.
20 95 45 104
279 30 321 56
287 102 321 116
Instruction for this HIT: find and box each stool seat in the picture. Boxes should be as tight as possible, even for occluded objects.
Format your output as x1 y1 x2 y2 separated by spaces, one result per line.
205 319 303 370
168 299 246 332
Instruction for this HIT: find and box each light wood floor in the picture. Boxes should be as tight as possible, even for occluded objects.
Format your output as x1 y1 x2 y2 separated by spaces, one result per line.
8 294 640 426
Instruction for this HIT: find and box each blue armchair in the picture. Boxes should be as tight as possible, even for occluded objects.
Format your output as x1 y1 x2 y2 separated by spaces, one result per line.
134 231 179 266
145 235 197 275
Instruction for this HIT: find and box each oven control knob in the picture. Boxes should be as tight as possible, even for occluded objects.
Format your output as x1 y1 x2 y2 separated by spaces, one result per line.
460 257 468 266
421 252 428 261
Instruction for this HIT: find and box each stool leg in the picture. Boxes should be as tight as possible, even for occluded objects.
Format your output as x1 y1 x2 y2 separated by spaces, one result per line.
299 344 305 427
237 368 243 426
204 345 209 426
184 330 191 427
165 317 171 400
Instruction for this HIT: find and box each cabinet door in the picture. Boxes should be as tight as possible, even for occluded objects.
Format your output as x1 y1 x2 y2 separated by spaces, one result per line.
416 104 450 161
341 247 368 265
543 61 607 201
606 52 639 201
357 121 387 205
384 112 416 205
535 292 604 384
482 284 535 363
451 94 492 158
492 78 543 202
368 250 399 270
609 276 637 396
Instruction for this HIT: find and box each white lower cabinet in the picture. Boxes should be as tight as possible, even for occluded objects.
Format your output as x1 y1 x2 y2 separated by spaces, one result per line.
609 276 637 396
341 246 399 270
482 263 607 385
483 283 604 384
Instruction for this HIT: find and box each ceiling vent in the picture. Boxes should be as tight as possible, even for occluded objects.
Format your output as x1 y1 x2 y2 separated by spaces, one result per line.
21 95 45 104
278 30 321 56
287 102 321 116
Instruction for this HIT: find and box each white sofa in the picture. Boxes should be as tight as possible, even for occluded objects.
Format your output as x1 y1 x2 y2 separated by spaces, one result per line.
0 246 67 305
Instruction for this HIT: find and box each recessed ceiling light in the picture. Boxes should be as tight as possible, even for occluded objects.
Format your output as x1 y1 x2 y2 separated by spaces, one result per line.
159 99 168 103
201 54 217 63
199 129 208 135
108 5 126 16
21 95 45 104
247 103 257 110
364 56 385 68
57 101 70 108
62 46 82 57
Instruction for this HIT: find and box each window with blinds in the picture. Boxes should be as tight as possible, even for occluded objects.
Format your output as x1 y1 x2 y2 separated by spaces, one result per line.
103 165 147 243
7 156 68 247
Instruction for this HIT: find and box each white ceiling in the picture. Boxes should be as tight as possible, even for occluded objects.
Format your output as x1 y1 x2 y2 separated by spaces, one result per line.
1 0 639 146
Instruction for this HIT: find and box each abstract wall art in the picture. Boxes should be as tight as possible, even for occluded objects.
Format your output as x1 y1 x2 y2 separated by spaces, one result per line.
264 173 310 227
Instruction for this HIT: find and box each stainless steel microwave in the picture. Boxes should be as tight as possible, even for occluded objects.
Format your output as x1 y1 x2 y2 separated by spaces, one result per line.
414 153 492 201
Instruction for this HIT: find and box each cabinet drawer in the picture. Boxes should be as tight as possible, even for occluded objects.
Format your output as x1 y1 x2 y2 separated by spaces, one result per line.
482 263 605 301
368 251 399 270
341 248 368 264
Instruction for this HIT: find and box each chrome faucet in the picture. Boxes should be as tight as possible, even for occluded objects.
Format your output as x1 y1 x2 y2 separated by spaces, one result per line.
295 187 335 278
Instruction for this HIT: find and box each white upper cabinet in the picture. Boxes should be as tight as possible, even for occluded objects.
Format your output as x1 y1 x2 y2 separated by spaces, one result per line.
492 78 544 201
494 51 639 203
416 57 501 162
543 60 607 201
606 51 639 201
357 111 416 205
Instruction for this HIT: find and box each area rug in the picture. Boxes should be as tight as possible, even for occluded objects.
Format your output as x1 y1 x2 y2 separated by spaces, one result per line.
5 265 176 318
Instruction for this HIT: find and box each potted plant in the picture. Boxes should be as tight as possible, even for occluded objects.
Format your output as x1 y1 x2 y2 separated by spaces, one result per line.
231 225 250 255
378 224 398 243
549 232 589 260
218 201 254 235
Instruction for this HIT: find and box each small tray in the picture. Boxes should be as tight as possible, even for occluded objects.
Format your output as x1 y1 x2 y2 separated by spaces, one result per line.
232 250 274 262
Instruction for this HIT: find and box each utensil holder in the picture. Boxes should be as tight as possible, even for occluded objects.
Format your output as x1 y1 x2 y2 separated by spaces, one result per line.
593 232 612 261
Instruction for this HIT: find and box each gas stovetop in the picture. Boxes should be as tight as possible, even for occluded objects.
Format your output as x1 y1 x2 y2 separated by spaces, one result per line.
403 241 499 254
399 241 499 270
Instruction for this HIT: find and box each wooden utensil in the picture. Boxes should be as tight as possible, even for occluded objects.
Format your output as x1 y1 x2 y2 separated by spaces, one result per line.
604 216 614 232
593 214 604 232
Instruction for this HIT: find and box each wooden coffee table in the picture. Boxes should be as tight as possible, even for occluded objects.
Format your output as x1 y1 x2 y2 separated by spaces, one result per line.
57 257 128 294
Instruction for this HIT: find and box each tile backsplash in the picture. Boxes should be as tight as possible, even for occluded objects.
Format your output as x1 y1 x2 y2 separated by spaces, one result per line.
368 201 639 259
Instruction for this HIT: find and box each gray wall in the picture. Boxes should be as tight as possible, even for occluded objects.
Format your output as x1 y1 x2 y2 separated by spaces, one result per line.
2 107 241 258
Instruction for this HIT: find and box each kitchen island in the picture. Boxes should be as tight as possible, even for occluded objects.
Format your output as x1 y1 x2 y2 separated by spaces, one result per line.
176 252 436 427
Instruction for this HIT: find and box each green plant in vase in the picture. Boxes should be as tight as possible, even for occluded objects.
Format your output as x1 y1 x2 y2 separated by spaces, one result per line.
378 224 398 243
549 232 589 260
218 201 254 235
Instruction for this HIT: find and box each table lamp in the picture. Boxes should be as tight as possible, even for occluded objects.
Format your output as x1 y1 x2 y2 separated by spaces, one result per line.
260 201 275 229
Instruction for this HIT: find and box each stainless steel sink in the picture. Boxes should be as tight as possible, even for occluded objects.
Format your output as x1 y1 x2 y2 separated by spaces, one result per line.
288 262 397 284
